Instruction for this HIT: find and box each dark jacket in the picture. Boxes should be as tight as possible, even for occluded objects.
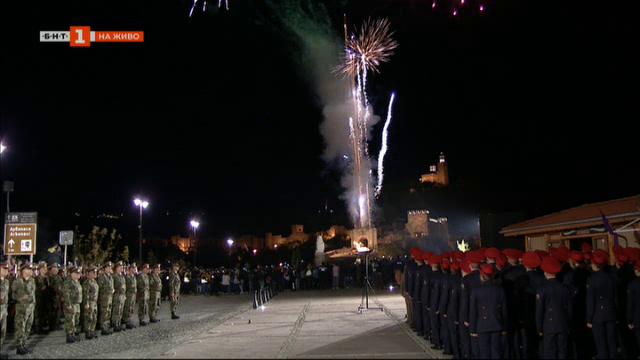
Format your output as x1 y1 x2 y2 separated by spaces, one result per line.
536 277 572 334
627 276 640 326
586 269 617 324
470 281 508 334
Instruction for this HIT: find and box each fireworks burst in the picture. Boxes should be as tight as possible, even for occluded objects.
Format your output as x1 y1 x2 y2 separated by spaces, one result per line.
375 92 396 197
336 18 398 78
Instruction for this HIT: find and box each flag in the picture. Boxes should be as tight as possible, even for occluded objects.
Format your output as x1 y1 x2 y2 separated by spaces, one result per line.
599 209 619 246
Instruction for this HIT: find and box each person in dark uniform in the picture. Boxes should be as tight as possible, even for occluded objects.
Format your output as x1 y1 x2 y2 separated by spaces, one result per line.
586 249 618 359
536 257 571 359
502 248 525 359
405 248 420 327
626 261 640 358
485 248 500 269
420 252 434 339
412 250 425 336
439 257 453 355
518 251 545 359
563 250 591 359
470 263 508 359
612 248 635 359
448 260 462 359
460 258 473 359
429 254 443 350
465 251 484 359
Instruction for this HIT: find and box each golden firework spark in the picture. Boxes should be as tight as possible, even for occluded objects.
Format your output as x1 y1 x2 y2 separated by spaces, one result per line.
336 18 398 78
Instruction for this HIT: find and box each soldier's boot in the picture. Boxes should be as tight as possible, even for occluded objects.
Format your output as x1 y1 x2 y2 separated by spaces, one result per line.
139 320 148 326
25 346 34 354
101 328 113 336
67 334 76 343
85 331 93 340
126 322 136 329
114 325 122 332
171 312 180 320
16 344 29 355
1 353 10 359
150 318 159 323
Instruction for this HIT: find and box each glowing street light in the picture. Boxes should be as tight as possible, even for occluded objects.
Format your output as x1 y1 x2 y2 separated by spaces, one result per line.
191 220 200 266
253 249 257 255
0 142 5 154
134 198 149 264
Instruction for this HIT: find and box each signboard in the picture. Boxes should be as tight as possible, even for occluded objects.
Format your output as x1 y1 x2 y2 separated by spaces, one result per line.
59 230 74 246
4 212 38 255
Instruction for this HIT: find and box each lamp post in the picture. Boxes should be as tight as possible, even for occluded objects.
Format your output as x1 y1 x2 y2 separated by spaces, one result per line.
134 198 149 265
227 239 233 266
190 220 200 266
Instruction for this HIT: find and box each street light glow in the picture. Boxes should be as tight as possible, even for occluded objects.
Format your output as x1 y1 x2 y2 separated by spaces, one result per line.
227 239 234 246
0 143 5 154
134 198 141 206
190 220 200 228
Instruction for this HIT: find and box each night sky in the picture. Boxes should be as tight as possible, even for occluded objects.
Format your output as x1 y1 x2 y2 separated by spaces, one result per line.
1 0 637 244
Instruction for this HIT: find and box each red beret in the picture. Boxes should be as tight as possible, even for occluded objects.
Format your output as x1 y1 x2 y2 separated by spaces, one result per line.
557 245 570 254
477 248 487 257
535 250 550 259
423 252 434 263
625 247 640 263
441 252 451 260
592 249 609 265
522 252 541 269
460 258 472 274
442 258 451 270
496 253 508 268
616 253 629 264
413 251 423 261
581 243 593 253
480 264 495 277
550 247 559 256
453 251 465 261
452 260 461 272
552 249 569 263
612 245 624 257
430 255 442 265
467 251 485 265
569 250 584 263
503 249 524 260
583 252 592 261
485 248 500 260
410 247 421 257
541 257 562 275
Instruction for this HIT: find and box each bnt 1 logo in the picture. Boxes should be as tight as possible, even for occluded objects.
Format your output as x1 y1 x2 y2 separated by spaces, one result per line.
40 26 144 47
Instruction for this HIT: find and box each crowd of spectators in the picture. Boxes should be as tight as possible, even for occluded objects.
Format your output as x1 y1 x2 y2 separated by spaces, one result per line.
163 256 408 298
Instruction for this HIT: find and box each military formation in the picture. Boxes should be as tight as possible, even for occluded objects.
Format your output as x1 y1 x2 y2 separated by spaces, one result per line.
0 259 183 357
402 244 640 359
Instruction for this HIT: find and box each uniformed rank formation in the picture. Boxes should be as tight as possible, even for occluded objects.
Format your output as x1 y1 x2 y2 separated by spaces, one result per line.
401 244 640 360
0 260 183 357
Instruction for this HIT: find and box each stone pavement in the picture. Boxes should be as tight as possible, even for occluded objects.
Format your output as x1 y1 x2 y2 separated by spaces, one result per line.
1 289 453 359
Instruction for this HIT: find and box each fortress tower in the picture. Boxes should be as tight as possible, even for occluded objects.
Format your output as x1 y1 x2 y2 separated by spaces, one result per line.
420 152 449 186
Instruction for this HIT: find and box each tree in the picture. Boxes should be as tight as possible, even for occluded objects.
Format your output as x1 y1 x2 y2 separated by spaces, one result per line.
121 245 130 263
148 249 157 266
72 226 121 266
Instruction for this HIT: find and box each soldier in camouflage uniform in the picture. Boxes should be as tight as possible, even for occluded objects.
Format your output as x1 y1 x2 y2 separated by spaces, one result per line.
122 264 137 329
136 264 150 326
62 266 82 343
169 263 181 320
48 263 64 331
82 266 99 340
149 264 163 323
11 262 36 355
97 262 115 335
111 261 127 332
1 260 10 360
34 262 50 334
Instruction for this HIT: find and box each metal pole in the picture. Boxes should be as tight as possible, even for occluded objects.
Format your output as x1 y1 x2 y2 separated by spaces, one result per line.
194 227 197 267
64 244 67 266
6 191 9 213
139 206 143 265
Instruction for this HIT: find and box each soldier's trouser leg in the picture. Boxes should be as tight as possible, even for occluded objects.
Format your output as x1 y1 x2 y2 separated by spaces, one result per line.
422 306 431 339
148 297 155 320
170 294 179 313
100 299 112 330
123 297 135 323
471 331 481 359
592 322 617 360
448 319 460 359
111 298 125 327
15 304 34 346
153 294 161 318
404 295 413 326
460 323 471 359
430 310 441 346
441 314 450 353
138 297 148 321
479 331 502 359
85 303 97 332
413 300 423 335
522 326 540 359
50 296 61 329
0 305 7 350
64 305 80 335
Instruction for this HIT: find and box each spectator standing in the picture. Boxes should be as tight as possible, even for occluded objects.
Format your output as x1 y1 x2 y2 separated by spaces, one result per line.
332 263 340 289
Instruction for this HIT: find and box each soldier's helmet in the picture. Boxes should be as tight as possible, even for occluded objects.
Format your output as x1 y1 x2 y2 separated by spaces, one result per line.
102 261 114 269
48 262 59 270
141 264 150 270
114 261 124 269
20 261 34 271
68 266 80 274
86 265 97 273
128 263 137 270
172 263 180 269
155 264 161 269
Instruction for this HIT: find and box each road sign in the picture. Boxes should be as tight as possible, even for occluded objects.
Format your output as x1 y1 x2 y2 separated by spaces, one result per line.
59 230 74 246
4 212 38 255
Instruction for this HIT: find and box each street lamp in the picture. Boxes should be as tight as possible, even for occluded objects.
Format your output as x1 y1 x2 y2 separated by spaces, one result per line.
227 239 234 267
190 220 200 266
134 198 149 264
0 142 5 154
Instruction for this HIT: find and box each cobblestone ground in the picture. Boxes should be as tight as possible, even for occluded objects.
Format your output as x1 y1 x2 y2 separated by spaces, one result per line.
1 294 254 359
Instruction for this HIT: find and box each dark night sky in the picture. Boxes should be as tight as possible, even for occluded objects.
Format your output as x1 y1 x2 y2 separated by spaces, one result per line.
1 0 637 243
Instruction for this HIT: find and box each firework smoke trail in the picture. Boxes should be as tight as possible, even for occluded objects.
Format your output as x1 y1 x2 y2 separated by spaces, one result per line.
189 0 197 17
376 92 396 197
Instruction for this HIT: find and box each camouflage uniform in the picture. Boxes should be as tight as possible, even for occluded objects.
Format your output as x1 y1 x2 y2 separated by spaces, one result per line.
149 266 162 322
122 268 137 327
48 266 64 330
111 264 126 331
82 267 99 339
11 270 36 349
1 264 10 352
97 263 114 332
169 268 181 317
62 271 82 338
136 266 150 325
34 265 50 333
